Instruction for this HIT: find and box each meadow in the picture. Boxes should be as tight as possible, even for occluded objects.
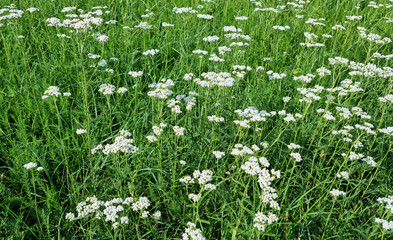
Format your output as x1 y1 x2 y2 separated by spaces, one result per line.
0 0 393 239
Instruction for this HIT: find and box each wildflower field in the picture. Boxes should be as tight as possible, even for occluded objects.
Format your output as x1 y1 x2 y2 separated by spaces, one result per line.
1 0 393 239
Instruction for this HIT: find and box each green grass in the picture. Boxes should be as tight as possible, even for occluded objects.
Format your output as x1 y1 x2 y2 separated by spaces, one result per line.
1 0 393 239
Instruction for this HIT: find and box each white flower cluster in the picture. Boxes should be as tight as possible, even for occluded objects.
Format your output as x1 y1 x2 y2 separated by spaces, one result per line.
379 127 393 137
98 84 127 95
212 151 225 159
293 73 316 83
230 42 249 47
91 129 138 155
336 171 349 180
266 70 287 80
143 49 159 56
173 7 198 14
26 8 39 13
253 212 279 231
173 126 185 136
379 94 393 103
97 35 108 42
147 79 174 99
235 16 248 20
375 196 393 230
305 18 326 26
0 5 24 22
188 193 202 202
297 85 324 103
255 8 281 13
88 53 100 59
42 86 71 99
46 7 105 32
372 52 393 60
362 156 377 167
330 189 346 197
218 46 231 55
300 42 324 47
346 15 362 21
377 196 393 214
76 129 87 134
332 24 346 30
209 53 224 62
202 35 219 42
192 49 208 56
180 170 214 186
162 22 174 27
208 115 225 122
316 67 331 76
241 156 270 175
134 21 152 29
194 72 235 87
234 106 271 123
272 25 290 31
290 152 302 162
375 218 393 231
128 71 143 77
167 93 197 113
240 151 281 230
146 122 167 142
232 65 252 78
180 170 216 203
182 222 205 240
223 26 242 32
359 29 391 44
197 14 213 19
66 195 158 228
23 162 43 171
224 32 251 41
231 144 255 156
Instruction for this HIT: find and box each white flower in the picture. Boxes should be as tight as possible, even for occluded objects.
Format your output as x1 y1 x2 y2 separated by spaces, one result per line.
162 22 174 27
141 211 149 218
24 162 37 170
98 84 116 95
152 211 161 220
117 87 128 94
43 86 61 98
120 216 129 224
336 171 349 180
235 16 248 20
179 176 194 184
37 166 44 171
97 35 109 42
288 143 301 149
146 135 158 142
132 197 150 211
253 212 278 231
188 193 202 202
290 152 302 162
182 222 205 240
65 212 75 221
128 71 143 77
330 189 346 197
112 222 119 229
76 129 87 135
212 151 225 159
204 183 216 190
143 49 159 56
173 126 185 136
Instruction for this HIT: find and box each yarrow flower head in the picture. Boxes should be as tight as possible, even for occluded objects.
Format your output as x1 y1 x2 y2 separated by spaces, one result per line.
24 162 38 170
97 35 109 42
